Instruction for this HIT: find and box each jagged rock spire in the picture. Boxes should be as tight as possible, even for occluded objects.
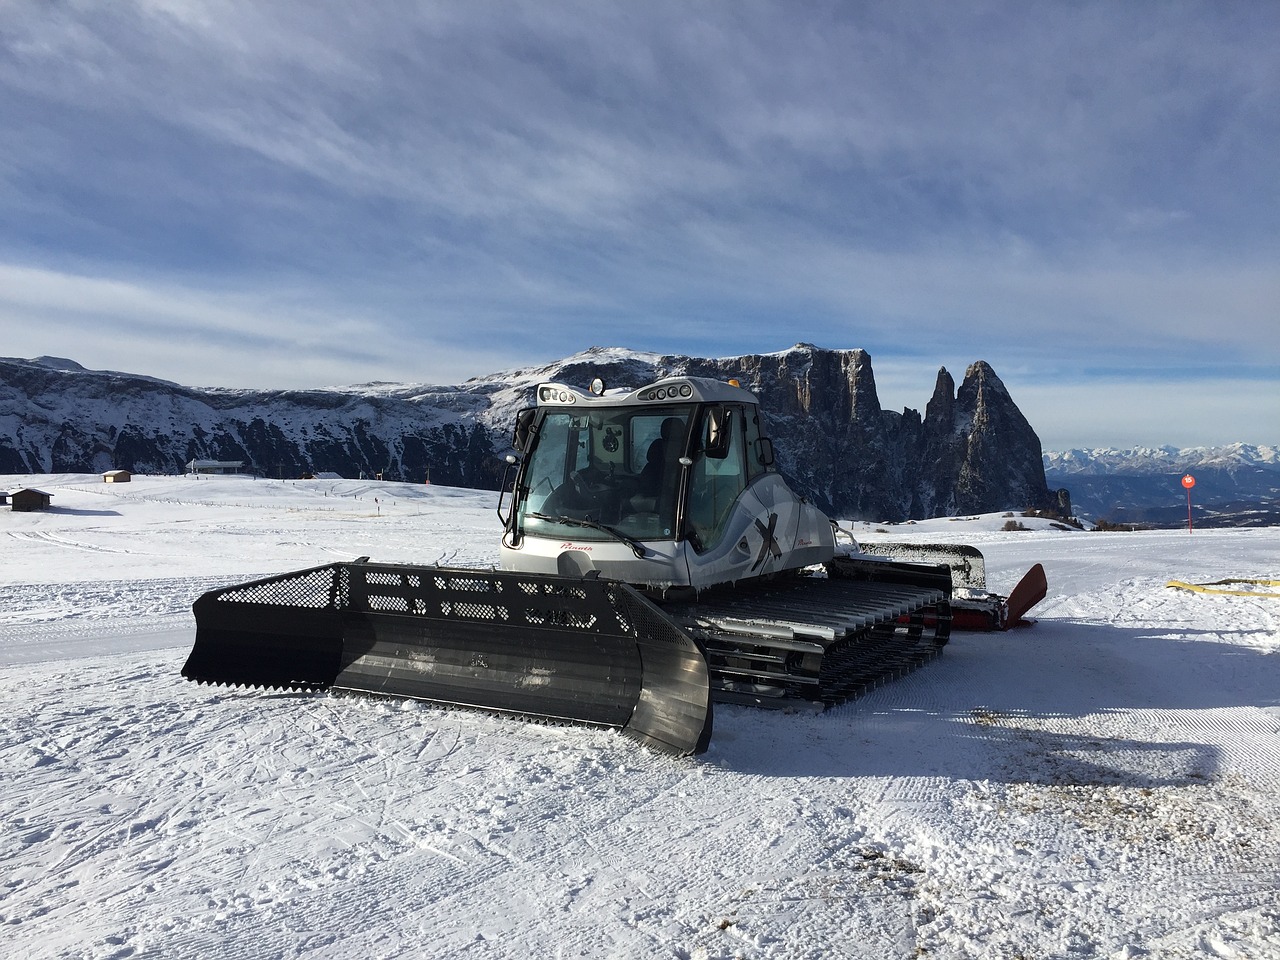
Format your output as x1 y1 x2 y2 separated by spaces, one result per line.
953 361 1051 515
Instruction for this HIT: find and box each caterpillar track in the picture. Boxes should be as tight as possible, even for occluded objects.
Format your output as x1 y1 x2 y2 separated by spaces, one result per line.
663 559 951 707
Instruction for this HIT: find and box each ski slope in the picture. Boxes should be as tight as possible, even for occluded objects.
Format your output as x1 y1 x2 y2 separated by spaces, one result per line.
2 474 1278 959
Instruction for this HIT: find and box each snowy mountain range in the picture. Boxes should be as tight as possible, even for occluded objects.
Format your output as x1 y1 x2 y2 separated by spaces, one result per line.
1 345 1059 523
6 346 1273 526
1044 443 1279 475
1043 444 1280 527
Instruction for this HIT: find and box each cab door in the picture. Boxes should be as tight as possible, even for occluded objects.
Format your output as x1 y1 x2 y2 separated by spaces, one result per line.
685 404 749 554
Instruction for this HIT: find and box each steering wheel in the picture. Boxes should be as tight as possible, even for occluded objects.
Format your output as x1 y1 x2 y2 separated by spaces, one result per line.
571 470 606 500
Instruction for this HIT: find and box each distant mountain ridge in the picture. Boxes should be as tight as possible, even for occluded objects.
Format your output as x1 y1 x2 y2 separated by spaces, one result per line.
1 345 1059 522
1043 444 1280 528
1044 444 1279 475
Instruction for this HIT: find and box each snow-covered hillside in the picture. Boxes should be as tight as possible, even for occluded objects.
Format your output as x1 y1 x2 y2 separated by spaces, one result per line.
2 474 1278 959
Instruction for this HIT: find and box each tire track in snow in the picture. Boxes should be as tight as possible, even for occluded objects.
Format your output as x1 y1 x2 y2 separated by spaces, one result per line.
8 529 136 555
886 696 1280 960
167 703 900 960
17 675 681 960
0 575 254 631
2 667 238 947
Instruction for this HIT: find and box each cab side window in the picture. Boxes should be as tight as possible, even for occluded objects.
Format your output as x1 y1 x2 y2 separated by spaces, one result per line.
686 405 748 551
743 408 772 479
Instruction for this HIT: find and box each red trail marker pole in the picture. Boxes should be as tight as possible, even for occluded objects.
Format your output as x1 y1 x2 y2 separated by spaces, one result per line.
1181 474 1196 533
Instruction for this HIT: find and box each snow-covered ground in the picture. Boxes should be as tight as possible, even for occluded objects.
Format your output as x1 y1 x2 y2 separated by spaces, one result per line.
2 474 1278 960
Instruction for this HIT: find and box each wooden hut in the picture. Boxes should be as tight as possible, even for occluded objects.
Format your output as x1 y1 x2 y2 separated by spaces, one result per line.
103 470 132 483
11 488 53 512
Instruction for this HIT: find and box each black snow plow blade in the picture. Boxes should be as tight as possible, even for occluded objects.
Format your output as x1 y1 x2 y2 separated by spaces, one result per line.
183 561 713 756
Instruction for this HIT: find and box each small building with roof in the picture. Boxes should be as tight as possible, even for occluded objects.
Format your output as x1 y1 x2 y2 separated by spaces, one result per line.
103 469 132 483
186 459 246 475
11 488 54 512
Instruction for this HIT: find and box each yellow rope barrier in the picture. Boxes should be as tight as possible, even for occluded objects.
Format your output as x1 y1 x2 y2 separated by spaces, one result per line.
1165 578 1280 598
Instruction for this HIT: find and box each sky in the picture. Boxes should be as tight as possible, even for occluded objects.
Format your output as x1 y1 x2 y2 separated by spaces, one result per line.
1 1 1277 451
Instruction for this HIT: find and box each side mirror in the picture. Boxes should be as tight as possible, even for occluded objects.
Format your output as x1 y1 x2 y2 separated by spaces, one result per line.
496 453 520 527
704 405 732 459
512 407 536 454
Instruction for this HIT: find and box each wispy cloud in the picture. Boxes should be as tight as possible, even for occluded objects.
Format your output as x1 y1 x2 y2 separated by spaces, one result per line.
1 1 1276 447
0 263 511 387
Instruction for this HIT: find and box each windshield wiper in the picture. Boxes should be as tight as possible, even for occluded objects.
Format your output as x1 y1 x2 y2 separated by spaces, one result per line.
525 512 647 559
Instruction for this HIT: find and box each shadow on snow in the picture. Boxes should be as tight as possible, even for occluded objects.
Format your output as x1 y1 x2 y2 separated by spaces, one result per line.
710 617 1277 784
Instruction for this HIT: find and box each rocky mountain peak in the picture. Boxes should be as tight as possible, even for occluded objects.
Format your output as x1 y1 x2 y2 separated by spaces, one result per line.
32 356 86 372
961 359 1004 390
924 367 957 431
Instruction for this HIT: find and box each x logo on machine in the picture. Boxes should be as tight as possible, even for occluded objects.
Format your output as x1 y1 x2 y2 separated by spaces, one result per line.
752 513 782 571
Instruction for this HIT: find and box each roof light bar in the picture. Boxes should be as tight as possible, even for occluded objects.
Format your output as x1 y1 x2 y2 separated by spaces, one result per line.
538 386 577 404
640 382 694 402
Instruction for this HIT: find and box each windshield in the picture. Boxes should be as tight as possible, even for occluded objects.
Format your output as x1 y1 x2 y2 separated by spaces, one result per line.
517 406 692 543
